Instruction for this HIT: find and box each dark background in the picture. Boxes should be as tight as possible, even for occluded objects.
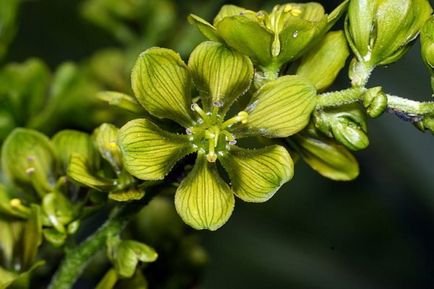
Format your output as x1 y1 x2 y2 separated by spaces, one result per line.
4 0 434 288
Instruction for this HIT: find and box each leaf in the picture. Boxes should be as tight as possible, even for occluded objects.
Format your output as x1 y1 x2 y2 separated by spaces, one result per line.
291 129 359 181
187 14 220 42
238 75 317 138
1 128 56 196
174 153 234 230
131 48 194 127
220 145 293 202
216 16 274 66
67 154 114 191
118 118 194 180
52 130 99 173
188 41 253 114
296 31 349 91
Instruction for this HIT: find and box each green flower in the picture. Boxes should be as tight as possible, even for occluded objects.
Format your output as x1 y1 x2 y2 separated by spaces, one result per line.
118 41 317 230
188 1 348 73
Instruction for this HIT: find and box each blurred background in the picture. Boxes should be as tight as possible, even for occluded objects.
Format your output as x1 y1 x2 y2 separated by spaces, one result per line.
1 0 434 288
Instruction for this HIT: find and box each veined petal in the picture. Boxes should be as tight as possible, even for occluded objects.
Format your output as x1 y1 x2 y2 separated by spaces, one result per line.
238 75 317 138
131 48 194 127
220 145 293 203
175 153 234 231
213 5 252 25
188 14 220 42
216 16 274 66
188 41 253 114
118 118 195 180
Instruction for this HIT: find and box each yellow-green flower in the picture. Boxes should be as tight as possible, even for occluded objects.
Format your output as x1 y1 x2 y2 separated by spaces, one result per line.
188 1 348 72
118 41 317 230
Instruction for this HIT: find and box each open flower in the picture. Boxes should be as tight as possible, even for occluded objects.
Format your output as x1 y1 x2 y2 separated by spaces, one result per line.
188 2 349 72
118 41 317 230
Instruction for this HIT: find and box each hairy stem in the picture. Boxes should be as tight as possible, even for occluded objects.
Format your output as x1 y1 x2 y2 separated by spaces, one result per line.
48 195 154 289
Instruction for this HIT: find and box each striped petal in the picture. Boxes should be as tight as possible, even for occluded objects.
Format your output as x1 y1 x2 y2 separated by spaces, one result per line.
174 153 234 231
220 145 293 202
188 41 253 114
131 48 194 127
238 75 317 138
118 118 194 180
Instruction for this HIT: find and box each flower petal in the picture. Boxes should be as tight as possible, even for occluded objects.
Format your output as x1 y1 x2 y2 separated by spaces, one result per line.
238 75 317 138
291 130 359 181
174 153 234 231
131 48 194 127
118 118 194 180
220 145 293 202
188 41 253 114
188 14 220 41
216 16 274 66
213 5 252 25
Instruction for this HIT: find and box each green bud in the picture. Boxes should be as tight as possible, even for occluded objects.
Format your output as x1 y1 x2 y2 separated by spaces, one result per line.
290 126 359 181
43 228 67 247
93 124 123 175
42 192 75 234
420 16 434 92
296 30 349 92
346 0 432 84
362 87 388 118
315 104 369 151
1 128 56 196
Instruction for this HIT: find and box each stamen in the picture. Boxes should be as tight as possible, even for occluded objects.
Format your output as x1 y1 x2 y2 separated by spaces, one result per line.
221 111 249 129
191 103 209 122
207 136 217 162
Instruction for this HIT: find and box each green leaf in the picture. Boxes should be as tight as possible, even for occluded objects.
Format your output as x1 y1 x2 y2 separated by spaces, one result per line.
220 145 293 202
296 31 349 91
109 188 145 202
174 153 234 230
67 154 114 191
291 129 359 181
112 240 157 278
1 128 55 196
131 48 194 127
187 14 220 42
216 16 274 66
118 118 194 180
95 269 118 289
93 123 122 174
239 75 317 138
52 130 99 173
188 41 253 114
97 91 145 113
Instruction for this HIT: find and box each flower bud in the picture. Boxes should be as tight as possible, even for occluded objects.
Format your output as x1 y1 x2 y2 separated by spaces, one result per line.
420 16 434 92
346 0 432 85
362 86 388 118
314 103 369 151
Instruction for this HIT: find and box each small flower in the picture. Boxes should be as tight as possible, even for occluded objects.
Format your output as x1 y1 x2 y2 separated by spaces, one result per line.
118 41 317 230
188 2 349 72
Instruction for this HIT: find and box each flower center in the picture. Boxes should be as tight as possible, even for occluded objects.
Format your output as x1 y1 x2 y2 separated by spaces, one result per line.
187 102 249 162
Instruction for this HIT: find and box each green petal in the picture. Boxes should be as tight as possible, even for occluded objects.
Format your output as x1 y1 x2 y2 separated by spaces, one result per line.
109 188 145 202
326 0 349 29
291 130 359 181
95 269 118 289
174 154 234 230
213 5 252 25
112 240 157 278
216 16 274 66
131 48 194 127
188 41 253 114
239 75 317 138
118 118 194 180
1 128 55 195
220 145 293 203
97 91 145 113
188 14 220 42
52 130 99 172
296 31 349 91
67 154 114 191
93 123 122 174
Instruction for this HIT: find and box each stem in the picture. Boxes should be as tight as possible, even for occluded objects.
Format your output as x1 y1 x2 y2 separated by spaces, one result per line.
386 94 434 115
48 196 154 289
316 88 366 109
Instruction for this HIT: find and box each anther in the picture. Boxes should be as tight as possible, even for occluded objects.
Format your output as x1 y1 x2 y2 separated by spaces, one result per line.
26 167 35 175
213 100 224 108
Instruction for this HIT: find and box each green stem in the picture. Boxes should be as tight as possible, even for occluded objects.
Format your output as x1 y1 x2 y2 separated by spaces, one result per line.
47 196 154 289
386 94 434 115
316 87 366 108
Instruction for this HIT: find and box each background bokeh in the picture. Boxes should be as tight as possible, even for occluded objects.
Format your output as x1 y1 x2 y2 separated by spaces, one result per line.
2 0 434 288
